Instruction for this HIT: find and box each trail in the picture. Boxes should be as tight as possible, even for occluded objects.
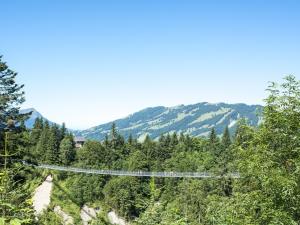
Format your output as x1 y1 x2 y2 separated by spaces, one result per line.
33 175 53 215
108 211 127 225
32 174 128 225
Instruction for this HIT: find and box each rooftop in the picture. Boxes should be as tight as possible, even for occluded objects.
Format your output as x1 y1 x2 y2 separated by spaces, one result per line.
74 136 86 142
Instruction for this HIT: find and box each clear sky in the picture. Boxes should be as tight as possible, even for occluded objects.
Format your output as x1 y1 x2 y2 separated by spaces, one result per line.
1 0 299 129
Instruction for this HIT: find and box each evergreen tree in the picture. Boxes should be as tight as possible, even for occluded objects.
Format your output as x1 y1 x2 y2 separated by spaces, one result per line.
179 132 185 143
36 121 50 162
221 126 231 148
59 135 76 165
219 126 232 168
157 134 172 162
110 123 118 144
30 118 44 146
104 134 109 148
183 134 193 151
59 122 67 142
170 132 179 146
164 134 172 147
46 125 60 163
0 56 36 223
218 126 233 196
142 135 155 170
128 134 133 145
19 120 26 131
0 56 30 146
209 128 220 157
116 134 125 148
209 128 218 144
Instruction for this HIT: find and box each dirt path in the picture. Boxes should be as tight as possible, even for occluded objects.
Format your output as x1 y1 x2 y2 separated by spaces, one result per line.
108 211 127 225
33 175 53 215
33 175 127 225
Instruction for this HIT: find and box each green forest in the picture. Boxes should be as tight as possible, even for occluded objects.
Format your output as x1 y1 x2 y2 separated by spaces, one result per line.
1 56 300 225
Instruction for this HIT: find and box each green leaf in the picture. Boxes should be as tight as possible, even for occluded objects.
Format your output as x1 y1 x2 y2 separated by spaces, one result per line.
10 219 22 225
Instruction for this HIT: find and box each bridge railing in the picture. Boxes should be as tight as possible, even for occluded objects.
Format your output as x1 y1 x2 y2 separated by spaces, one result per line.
24 162 240 179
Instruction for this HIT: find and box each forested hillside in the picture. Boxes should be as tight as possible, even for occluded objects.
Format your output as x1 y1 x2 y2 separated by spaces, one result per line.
1 55 300 224
75 102 262 141
22 103 262 141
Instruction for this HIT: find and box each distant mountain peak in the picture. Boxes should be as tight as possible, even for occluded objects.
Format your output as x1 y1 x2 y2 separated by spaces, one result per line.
20 107 37 113
20 108 54 128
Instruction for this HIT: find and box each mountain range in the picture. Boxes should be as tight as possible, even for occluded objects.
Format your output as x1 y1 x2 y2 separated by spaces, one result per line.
21 102 263 141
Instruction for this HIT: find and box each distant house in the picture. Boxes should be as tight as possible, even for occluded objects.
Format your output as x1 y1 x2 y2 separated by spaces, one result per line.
74 136 86 148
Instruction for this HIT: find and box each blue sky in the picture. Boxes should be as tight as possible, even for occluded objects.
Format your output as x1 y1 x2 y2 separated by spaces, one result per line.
1 0 300 129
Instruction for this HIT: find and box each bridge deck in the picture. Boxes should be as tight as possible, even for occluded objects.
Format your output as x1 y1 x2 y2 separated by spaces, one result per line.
29 163 240 179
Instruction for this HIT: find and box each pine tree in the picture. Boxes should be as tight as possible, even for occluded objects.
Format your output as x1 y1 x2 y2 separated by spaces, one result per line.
110 123 117 140
220 126 233 196
104 134 109 147
170 132 179 146
30 118 44 146
36 121 50 162
59 122 67 142
221 126 231 148
209 128 218 144
46 125 60 164
128 134 133 145
209 128 219 147
0 56 31 152
0 56 36 223
157 134 173 162
164 134 171 147
143 135 154 169
110 123 118 148
209 128 221 164
179 132 185 143
220 126 232 164
0 56 29 132
116 134 125 147
59 135 76 165
19 120 26 131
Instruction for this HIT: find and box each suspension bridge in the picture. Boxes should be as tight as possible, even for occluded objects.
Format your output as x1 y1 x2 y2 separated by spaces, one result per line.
25 162 240 179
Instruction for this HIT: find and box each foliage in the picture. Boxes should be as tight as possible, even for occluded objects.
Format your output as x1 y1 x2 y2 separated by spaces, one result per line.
4 73 300 224
0 56 36 224
38 209 63 225
59 135 76 165
103 176 150 219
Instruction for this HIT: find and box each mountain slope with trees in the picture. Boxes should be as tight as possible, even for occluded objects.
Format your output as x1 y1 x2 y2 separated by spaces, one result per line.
75 102 263 141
